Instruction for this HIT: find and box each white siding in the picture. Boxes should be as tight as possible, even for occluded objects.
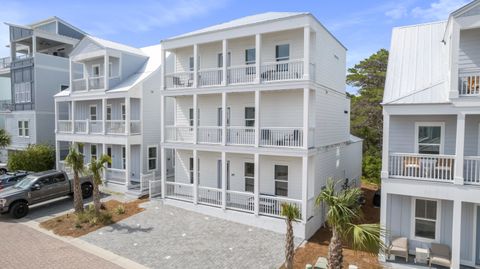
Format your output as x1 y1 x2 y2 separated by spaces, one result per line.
5 111 36 149
315 89 350 146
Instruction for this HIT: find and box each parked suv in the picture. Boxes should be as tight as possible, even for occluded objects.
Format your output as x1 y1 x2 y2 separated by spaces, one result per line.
0 171 29 190
0 170 93 218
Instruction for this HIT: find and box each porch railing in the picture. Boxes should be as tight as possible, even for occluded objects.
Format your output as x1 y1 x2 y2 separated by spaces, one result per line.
0 57 11 69
226 126 255 146
197 126 222 144
464 156 480 185
165 126 194 143
89 120 103 134
388 153 455 182
198 68 223 87
140 173 155 193
260 59 304 82
88 76 104 90
58 120 72 133
149 179 162 198
72 78 87 91
74 120 87 133
106 168 126 184
259 195 302 220
165 182 193 201
260 127 304 148
459 71 480 96
165 71 194 89
106 120 125 134
198 186 222 207
227 65 256 84
226 190 254 213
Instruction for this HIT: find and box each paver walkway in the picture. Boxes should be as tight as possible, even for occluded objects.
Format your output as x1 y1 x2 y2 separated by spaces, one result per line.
82 200 301 269
0 220 121 269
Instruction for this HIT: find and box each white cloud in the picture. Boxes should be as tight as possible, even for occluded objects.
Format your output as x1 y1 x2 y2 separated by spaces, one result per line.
411 0 469 21
385 5 408 19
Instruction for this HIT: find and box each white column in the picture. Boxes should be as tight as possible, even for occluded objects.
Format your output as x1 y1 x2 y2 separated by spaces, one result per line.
222 39 228 86
193 94 198 144
301 156 308 223
125 97 131 135
221 151 227 209
303 26 310 80
161 49 166 90
254 153 260 215
84 64 89 91
449 21 460 99
193 149 198 204
222 92 227 146
378 190 388 262
193 44 198 88
381 110 390 179
303 88 309 149
160 95 165 143
32 36 36 56
55 140 60 170
254 90 260 147
160 147 166 198
102 98 107 135
102 143 107 181
125 143 130 186
104 53 109 90
454 113 465 185
255 34 261 84
69 59 73 91
450 200 462 268
54 100 58 134
71 101 76 134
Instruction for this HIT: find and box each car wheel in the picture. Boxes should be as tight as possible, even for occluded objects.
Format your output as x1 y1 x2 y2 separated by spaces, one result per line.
81 183 93 199
10 201 29 219
0 168 7 175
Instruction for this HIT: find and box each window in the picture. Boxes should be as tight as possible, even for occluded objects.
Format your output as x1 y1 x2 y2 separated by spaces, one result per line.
416 123 443 154
217 52 231 68
245 107 255 127
189 56 194 71
274 165 288 196
108 62 113 77
106 147 112 168
245 48 256 75
89 105 97 121
18 120 29 137
121 103 126 121
52 173 66 183
244 162 254 193
276 44 290 72
106 105 112 120
148 146 157 171
14 82 32 103
189 157 194 184
217 107 231 126
189 108 200 126
122 146 126 169
78 144 84 155
60 85 69 91
92 65 100 77
413 199 438 240
90 145 97 161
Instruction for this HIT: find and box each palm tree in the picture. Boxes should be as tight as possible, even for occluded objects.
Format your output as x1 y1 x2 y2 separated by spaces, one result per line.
280 203 300 269
316 180 385 269
0 129 11 149
88 154 111 214
65 143 86 213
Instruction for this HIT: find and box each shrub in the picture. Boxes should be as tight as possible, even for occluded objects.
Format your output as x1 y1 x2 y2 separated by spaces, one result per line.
8 144 55 172
115 204 126 215
362 153 381 185
76 204 112 226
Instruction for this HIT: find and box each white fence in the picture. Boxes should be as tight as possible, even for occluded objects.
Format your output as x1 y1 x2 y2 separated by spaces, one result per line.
389 153 455 182
198 186 222 207
89 120 103 134
72 78 87 91
464 157 480 185
58 120 72 133
131 120 141 134
165 182 194 201
227 127 255 145
74 120 87 133
165 126 194 143
149 179 162 198
198 68 223 87
260 59 304 82
106 168 126 184
259 195 302 220
226 190 254 213
197 126 222 144
106 120 125 134
88 76 104 90
260 127 304 148
227 65 256 84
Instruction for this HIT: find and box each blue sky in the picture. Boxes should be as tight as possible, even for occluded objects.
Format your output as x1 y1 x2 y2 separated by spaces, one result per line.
0 0 471 93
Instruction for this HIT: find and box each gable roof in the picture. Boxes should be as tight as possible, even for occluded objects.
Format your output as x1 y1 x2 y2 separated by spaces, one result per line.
451 0 480 17
87 36 146 56
166 12 308 40
383 21 451 105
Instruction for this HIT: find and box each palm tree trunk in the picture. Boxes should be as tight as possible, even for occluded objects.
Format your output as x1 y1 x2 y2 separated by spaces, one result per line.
73 171 84 213
328 228 343 269
93 182 101 214
284 219 294 269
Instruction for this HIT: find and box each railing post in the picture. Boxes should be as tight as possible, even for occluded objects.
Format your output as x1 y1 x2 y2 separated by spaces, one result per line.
193 149 198 204
303 26 310 80
102 98 107 135
222 39 228 86
193 94 198 144
193 44 198 88
454 113 465 185
160 147 166 199
255 90 260 147
303 88 309 149
254 153 260 216
221 151 227 210
381 110 390 179
86 119 90 134
255 33 261 84
222 92 227 146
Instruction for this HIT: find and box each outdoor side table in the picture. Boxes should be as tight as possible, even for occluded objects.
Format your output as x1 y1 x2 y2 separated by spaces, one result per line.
415 247 429 264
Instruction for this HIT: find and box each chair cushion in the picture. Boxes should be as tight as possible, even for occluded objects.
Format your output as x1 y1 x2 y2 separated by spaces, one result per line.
431 243 450 258
391 237 408 248
430 256 451 267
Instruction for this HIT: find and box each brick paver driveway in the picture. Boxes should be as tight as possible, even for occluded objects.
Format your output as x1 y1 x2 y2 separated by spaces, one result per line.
0 221 121 269
82 200 300 269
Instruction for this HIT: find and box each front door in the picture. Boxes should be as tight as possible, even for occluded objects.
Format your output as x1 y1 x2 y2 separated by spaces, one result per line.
217 160 230 189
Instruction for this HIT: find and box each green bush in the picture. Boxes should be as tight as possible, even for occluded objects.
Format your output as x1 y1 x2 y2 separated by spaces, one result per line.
115 204 126 215
77 204 112 226
362 153 382 185
7 144 55 172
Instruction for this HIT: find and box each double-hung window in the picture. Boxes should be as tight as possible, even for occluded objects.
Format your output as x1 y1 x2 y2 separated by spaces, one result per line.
275 44 290 72
416 123 443 154
245 48 256 75
274 165 288 196
122 146 126 169
189 157 199 184
90 105 97 121
121 103 126 121
413 199 438 240
189 108 200 127
148 146 157 171
245 107 255 127
18 120 29 137
244 162 254 193
106 105 112 121
189 57 194 72
90 145 97 161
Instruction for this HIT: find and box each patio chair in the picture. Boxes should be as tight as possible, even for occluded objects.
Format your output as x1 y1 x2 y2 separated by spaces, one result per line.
388 237 408 262
403 156 420 176
429 243 451 268
434 159 454 180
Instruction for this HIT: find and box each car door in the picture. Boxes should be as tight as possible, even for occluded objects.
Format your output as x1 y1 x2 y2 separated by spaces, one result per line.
29 177 52 203
49 173 70 198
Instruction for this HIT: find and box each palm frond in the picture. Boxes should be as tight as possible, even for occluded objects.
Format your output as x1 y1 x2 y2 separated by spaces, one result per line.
89 154 111 186
64 144 85 175
0 129 11 149
280 203 301 222
346 223 386 254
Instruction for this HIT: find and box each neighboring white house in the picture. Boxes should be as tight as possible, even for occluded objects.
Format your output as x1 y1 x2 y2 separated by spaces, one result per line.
54 36 172 195
0 17 85 159
381 1 480 267
157 12 362 239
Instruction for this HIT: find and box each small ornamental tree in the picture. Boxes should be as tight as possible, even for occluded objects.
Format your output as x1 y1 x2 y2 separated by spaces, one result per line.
8 144 55 172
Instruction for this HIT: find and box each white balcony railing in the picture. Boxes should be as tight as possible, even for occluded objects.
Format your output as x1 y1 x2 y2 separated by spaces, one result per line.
260 59 304 82
131 120 141 134
58 120 72 133
106 168 126 184
260 127 304 148
89 120 103 134
459 72 480 96
259 195 302 220
74 120 87 133
165 182 194 201
388 153 455 182
227 65 256 84
464 156 480 185
106 120 125 134
197 126 222 144
198 186 222 207
0 57 11 69
226 190 254 213
88 76 104 90
72 78 87 91
165 72 194 89
165 126 194 143
226 126 255 146
198 68 223 87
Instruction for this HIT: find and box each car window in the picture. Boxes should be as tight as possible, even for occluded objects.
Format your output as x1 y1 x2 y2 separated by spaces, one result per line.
52 174 66 183
38 177 54 186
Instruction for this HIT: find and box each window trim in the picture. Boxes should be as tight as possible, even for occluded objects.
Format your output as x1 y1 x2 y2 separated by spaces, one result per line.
244 162 254 193
89 105 97 121
91 64 101 77
90 144 97 161
147 145 158 172
410 198 441 243
274 164 288 197
18 120 29 138
244 107 255 127
121 146 126 170
121 103 126 121
414 122 445 154
245 48 256 65
275 44 290 62
108 62 113 77
106 105 112 121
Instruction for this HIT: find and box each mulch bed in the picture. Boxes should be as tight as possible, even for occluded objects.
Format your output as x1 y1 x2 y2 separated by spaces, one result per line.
283 183 382 269
40 198 147 238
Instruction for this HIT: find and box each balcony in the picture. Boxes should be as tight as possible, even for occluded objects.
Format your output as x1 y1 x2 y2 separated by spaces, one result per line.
0 57 11 70
72 76 105 91
388 153 455 182
458 71 480 96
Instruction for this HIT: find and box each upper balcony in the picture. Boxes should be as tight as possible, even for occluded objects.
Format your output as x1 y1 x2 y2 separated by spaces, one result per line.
162 27 316 90
71 54 121 92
